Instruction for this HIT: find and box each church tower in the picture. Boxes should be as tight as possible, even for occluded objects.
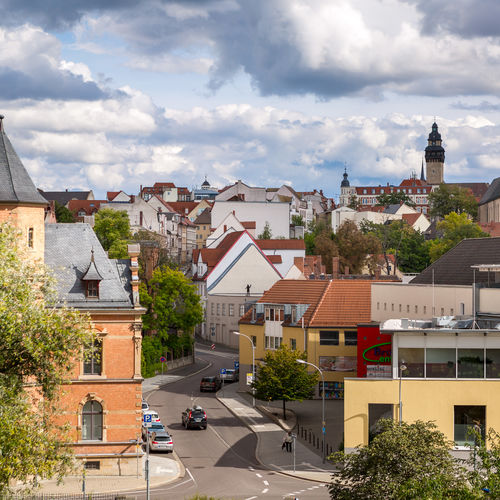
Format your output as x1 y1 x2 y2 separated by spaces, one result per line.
339 168 356 207
425 122 445 185
0 115 48 262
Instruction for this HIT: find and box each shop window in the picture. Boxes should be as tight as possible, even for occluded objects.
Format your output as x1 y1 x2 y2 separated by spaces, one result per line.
368 404 393 443
83 338 102 375
399 347 424 377
319 381 344 400
426 348 456 378
82 400 103 440
458 349 483 378
344 331 357 346
486 349 500 378
454 406 485 447
319 331 339 346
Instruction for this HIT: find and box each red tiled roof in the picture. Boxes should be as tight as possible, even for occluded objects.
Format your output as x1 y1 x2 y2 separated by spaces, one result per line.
256 239 306 250
309 280 372 326
268 255 282 264
107 191 120 201
399 178 429 187
68 199 105 215
153 182 176 188
401 213 422 225
178 187 190 194
195 232 245 276
168 201 198 214
242 221 256 229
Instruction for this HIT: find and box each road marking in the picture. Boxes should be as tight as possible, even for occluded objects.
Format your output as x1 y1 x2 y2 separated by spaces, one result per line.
186 467 195 483
263 480 269 486
244 497 257 500
248 466 255 471
262 488 269 493
256 473 262 478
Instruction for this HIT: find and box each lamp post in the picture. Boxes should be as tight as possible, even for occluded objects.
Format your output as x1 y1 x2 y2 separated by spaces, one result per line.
297 359 326 463
399 360 407 423
233 331 255 407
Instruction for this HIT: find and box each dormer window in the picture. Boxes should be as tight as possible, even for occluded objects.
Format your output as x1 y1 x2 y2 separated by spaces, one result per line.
81 249 103 300
87 281 99 298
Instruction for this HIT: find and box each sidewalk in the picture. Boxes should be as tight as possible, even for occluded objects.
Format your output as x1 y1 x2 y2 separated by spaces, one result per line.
217 381 335 483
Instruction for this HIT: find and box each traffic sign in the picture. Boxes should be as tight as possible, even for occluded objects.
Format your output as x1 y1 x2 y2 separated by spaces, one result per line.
143 414 152 423
220 368 227 375
160 356 166 363
210 344 215 350
234 361 239 369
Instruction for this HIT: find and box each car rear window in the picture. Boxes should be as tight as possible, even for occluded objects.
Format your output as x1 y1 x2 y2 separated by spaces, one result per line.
154 436 171 442
192 410 205 416
202 377 215 382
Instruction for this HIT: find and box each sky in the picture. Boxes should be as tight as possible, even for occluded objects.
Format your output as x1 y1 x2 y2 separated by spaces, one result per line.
2 0 500 201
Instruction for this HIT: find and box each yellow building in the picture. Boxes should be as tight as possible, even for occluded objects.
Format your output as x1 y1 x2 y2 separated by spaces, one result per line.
344 320 500 456
238 279 374 399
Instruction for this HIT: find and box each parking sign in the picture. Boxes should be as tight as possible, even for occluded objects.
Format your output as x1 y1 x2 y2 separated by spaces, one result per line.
220 368 227 375
143 414 152 423
234 361 239 369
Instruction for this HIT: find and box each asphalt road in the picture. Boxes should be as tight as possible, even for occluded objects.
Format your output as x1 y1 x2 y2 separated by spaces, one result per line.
130 347 330 500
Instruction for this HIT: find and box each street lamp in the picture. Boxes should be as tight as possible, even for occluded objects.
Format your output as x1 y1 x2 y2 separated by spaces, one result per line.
233 331 255 407
399 359 407 423
297 359 326 463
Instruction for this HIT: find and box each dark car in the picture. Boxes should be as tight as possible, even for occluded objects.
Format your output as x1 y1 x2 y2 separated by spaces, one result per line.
182 405 207 429
200 376 222 392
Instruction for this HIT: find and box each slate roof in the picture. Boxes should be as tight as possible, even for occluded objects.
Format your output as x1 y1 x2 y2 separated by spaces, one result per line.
44 223 133 309
256 239 306 250
479 178 500 206
39 190 93 206
410 236 500 286
0 118 48 205
384 204 403 214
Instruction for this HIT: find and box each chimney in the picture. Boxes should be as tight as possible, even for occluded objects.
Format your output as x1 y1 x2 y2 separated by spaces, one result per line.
332 256 340 279
128 244 141 308
224 225 227 233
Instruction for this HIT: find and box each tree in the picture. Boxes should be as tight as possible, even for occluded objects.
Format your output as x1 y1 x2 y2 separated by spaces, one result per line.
376 191 415 208
329 419 475 500
348 195 361 210
258 221 272 239
335 220 382 274
139 266 203 335
291 214 305 227
0 224 93 493
314 231 339 274
428 212 489 262
468 427 500 497
54 201 74 223
428 183 478 219
361 220 430 274
93 208 130 257
252 346 318 420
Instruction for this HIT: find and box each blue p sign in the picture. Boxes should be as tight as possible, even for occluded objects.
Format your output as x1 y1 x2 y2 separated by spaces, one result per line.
144 414 152 423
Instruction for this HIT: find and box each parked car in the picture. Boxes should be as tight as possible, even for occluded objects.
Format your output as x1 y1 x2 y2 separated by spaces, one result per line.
143 410 161 427
142 400 149 412
200 376 222 392
142 422 165 441
182 405 207 429
220 368 239 383
149 430 174 453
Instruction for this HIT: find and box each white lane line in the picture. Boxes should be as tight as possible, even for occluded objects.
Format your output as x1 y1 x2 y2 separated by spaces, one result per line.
248 466 255 471
245 497 257 500
262 488 269 493
186 467 195 483
256 473 262 478
263 480 269 486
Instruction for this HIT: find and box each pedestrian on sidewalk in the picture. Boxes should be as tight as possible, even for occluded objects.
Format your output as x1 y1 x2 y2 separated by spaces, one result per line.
282 433 287 451
285 431 293 452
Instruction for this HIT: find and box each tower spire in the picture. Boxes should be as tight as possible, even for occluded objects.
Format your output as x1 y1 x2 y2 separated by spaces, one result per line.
420 157 426 181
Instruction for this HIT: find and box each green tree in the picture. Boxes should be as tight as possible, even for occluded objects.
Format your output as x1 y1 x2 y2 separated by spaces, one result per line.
376 191 416 208
329 419 475 500
291 214 305 227
253 346 318 419
314 230 338 273
140 266 203 335
335 220 382 274
428 183 478 220
54 201 74 223
468 427 500 497
258 221 272 239
361 220 430 274
0 224 93 493
428 212 489 262
94 208 130 257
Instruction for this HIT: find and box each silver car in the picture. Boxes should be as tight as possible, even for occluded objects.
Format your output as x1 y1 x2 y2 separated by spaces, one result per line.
149 430 173 453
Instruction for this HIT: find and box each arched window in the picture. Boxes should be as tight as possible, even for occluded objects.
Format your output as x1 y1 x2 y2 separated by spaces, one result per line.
82 400 103 440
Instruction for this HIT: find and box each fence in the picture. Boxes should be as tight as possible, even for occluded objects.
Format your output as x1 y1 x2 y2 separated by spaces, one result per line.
296 423 337 459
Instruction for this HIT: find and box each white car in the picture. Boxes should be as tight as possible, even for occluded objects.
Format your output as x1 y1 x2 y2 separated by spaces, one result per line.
149 430 174 453
141 400 149 412
143 409 160 427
